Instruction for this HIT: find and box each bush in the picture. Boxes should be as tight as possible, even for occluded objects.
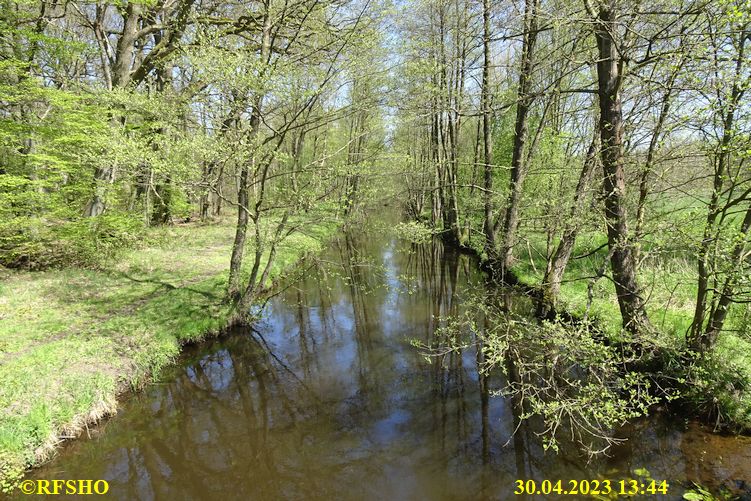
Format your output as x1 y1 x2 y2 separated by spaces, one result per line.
0 212 144 269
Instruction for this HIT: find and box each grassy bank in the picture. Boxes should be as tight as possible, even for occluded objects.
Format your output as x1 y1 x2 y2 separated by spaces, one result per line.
504 231 751 430
0 215 337 490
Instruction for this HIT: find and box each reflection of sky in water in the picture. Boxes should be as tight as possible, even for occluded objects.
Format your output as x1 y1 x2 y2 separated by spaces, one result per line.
25 226 751 501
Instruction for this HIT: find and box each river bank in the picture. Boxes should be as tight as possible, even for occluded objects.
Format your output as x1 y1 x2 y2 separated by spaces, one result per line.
3 211 750 497
0 216 337 491
448 223 751 435
16 218 751 500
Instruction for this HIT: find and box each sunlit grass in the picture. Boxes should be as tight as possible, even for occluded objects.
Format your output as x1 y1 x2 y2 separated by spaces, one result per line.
457 196 751 430
507 223 751 430
0 214 338 489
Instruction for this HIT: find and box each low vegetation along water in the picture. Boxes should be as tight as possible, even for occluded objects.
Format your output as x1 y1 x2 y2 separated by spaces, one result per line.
23 224 751 499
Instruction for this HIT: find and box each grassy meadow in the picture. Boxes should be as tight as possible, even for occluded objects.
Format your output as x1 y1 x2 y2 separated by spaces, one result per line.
0 216 337 489
503 190 751 430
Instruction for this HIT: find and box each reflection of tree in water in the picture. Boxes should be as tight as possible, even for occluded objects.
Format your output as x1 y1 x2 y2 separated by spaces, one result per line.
279 251 342 380
340 231 377 390
34 219 692 500
473 290 534 489
472 286 662 488
130 233 586 498
405 241 601 488
284 226 394 443
402 236 500 466
71 329 344 499
296 288 312 378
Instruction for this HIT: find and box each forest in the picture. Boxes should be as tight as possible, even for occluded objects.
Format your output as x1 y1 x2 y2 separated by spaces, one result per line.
1 0 751 497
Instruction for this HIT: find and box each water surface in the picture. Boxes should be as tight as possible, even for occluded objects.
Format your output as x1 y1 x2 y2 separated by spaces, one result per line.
27 222 751 500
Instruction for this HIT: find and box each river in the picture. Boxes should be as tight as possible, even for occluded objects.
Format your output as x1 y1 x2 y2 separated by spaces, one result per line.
25 220 751 500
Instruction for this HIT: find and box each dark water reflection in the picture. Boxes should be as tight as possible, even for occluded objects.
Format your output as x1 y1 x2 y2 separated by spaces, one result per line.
26 223 751 500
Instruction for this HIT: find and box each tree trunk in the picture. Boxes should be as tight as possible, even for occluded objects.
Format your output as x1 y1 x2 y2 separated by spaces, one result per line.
83 3 141 217
430 99 442 227
689 28 748 351
111 3 141 88
228 157 251 299
344 94 367 216
238 211 289 313
481 0 495 257
542 133 598 307
702 203 751 346
199 162 214 220
227 5 272 299
593 1 650 334
151 177 172 225
499 0 539 271
213 163 225 216
634 67 680 262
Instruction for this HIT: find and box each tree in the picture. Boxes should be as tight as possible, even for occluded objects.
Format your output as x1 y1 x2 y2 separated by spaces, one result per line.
585 0 651 334
498 0 541 272
689 4 751 351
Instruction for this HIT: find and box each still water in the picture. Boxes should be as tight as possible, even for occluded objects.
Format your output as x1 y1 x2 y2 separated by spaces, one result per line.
27 222 751 500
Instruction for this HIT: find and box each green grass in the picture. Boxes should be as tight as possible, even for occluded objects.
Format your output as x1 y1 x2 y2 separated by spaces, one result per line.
437 197 751 430
504 227 751 430
0 214 338 490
